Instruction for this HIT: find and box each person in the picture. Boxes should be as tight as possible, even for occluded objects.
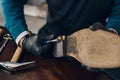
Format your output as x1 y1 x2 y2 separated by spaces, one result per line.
1 0 120 80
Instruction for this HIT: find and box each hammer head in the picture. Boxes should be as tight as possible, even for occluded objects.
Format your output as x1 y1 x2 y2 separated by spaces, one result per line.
0 61 36 74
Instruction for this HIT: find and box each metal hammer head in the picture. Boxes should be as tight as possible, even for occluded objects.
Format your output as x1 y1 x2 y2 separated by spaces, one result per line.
0 61 36 73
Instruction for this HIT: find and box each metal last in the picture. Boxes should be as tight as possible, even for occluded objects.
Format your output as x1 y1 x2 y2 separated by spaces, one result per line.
0 61 36 72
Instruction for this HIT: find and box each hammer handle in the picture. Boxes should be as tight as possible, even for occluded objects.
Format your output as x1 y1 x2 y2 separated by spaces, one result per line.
10 47 23 63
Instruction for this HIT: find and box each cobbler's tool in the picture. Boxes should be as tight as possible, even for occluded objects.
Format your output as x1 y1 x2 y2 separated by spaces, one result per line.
0 46 36 72
0 34 12 54
44 36 65 43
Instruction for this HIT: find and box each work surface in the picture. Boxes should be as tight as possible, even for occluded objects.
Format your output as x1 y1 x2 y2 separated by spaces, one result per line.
0 39 112 80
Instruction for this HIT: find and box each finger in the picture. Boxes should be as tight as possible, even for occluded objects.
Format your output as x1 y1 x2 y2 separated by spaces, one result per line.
89 22 105 31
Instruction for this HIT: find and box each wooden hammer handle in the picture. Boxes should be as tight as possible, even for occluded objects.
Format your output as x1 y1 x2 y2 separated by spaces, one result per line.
10 47 23 63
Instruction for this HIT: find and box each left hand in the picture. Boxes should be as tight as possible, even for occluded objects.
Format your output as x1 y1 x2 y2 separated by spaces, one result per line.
89 22 118 35
89 22 106 31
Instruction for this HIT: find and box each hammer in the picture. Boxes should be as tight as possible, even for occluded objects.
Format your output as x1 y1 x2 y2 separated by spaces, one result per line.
0 47 36 73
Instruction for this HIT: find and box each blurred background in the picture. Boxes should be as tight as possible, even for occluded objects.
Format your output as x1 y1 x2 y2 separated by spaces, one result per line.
0 0 47 33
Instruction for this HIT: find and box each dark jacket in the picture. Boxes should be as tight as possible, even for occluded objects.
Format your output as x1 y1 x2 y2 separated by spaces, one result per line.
1 0 120 40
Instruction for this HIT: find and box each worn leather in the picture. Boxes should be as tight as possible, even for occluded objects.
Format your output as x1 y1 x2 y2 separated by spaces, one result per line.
22 34 55 57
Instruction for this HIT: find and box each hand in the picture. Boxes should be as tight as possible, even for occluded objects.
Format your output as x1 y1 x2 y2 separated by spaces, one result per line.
89 22 106 31
89 22 118 35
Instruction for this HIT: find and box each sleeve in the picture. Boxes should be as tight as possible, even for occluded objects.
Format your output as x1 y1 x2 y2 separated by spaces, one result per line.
106 0 120 35
1 0 29 41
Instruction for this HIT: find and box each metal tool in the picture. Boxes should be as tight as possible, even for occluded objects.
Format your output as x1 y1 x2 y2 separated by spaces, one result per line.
44 36 65 44
0 46 36 73
0 61 35 71
0 34 12 53
7 47 35 72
